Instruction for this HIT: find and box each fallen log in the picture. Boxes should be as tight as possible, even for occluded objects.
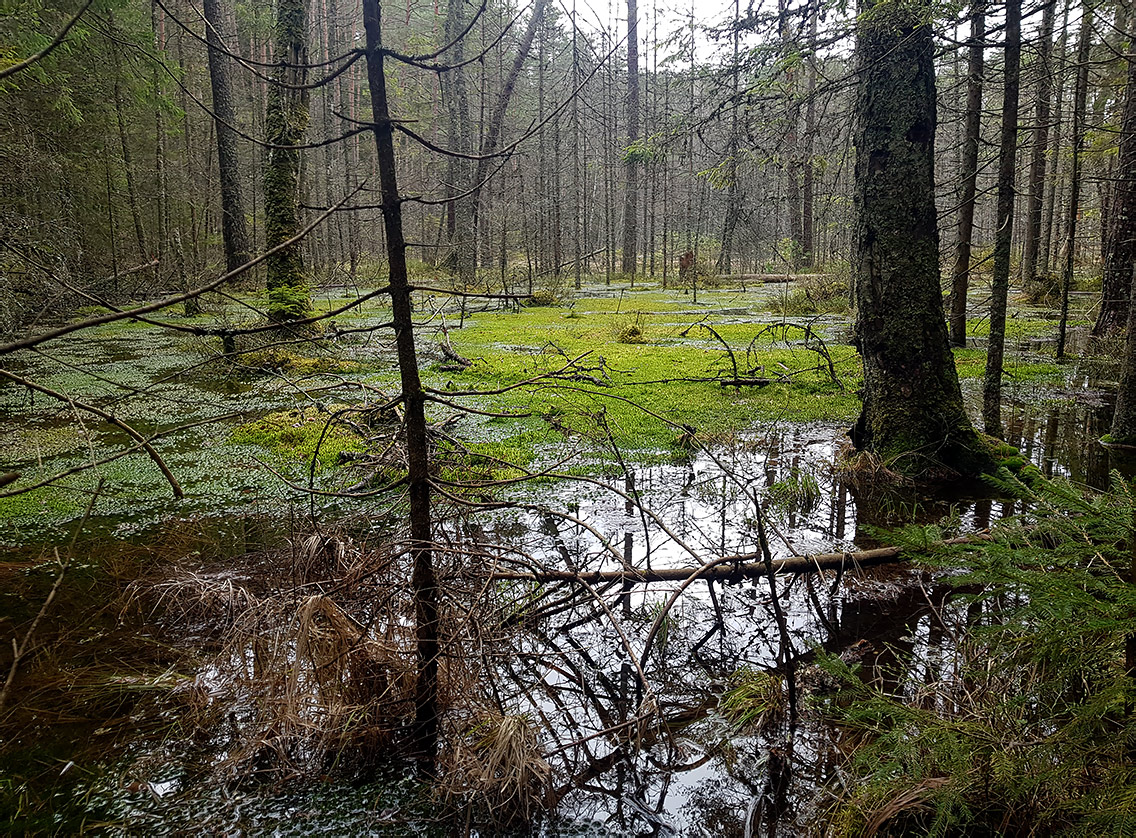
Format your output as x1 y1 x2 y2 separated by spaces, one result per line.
489 535 985 585
719 377 772 388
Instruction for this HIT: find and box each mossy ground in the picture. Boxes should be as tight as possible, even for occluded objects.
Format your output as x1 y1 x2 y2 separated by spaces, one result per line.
0 276 1098 541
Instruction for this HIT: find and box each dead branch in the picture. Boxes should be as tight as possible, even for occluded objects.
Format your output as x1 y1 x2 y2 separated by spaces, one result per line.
0 368 184 499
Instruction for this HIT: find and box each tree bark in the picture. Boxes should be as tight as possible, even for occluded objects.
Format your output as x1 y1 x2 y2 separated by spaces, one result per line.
441 0 475 286
982 0 1021 438
109 27 149 269
264 0 310 320
949 1 985 347
800 0 818 268
850 0 991 479
203 0 252 273
1094 49 1136 338
362 0 438 769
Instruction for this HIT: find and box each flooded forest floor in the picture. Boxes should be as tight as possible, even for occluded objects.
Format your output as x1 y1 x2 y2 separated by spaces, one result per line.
2 275 1133 836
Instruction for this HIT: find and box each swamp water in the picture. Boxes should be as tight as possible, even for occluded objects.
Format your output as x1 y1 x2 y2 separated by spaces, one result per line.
0 289 1118 835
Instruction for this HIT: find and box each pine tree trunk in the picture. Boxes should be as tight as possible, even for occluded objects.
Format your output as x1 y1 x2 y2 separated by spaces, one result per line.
949 1 985 347
1093 53 1136 337
1057 4 1093 359
109 28 149 269
1020 0 1054 293
800 0 818 268
850 0 991 479
982 0 1021 438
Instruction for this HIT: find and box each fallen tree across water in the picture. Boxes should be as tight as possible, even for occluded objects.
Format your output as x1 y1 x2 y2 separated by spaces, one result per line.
488 535 985 584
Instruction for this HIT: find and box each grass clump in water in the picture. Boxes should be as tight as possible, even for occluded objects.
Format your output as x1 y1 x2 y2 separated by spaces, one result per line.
231 407 363 469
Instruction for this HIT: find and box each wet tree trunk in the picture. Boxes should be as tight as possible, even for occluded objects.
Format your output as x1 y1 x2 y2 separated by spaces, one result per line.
850 0 991 479
362 0 438 768
203 0 251 272
151 1 168 281
949 0 985 347
1043 0 1072 278
1106 56 1136 444
264 0 310 320
1020 0 1054 294
1093 52 1136 338
621 0 640 277
982 0 1020 438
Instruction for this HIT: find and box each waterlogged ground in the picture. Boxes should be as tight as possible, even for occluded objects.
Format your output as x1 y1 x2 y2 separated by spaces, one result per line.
0 276 1115 834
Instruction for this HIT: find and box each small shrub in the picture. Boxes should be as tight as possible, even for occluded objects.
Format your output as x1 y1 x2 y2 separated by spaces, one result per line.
527 288 560 307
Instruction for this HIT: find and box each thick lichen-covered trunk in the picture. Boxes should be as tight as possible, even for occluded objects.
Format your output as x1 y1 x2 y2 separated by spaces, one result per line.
264 0 310 321
850 0 990 478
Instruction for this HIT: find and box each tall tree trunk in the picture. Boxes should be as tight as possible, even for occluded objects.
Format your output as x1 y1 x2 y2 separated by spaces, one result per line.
109 28 148 268
264 0 310 320
800 0 818 268
1020 0 1054 293
152 0 168 282
850 0 991 479
779 0 802 268
716 0 742 275
1057 4 1093 359
1107 55 1136 463
949 1 985 347
442 0 475 286
621 0 640 277
204 0 252 273
1042 0 1071 277
1093 52 1136 337
361 0 438 768
469 0 550 259
572 2 583 290
982 0 1021 438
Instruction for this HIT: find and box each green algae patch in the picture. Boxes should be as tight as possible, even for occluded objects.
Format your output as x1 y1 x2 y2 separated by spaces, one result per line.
231 407 363 469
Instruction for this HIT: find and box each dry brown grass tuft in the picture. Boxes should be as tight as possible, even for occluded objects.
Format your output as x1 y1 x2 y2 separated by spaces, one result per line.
447 712 552 829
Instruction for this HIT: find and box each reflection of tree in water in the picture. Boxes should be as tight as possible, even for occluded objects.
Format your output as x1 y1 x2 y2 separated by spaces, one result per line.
457 407 1105 832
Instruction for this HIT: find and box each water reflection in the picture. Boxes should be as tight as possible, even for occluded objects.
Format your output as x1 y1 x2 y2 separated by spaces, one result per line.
475 395 1120 835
